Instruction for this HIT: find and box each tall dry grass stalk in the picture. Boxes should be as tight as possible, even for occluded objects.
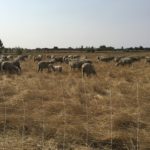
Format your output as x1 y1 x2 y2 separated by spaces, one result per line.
0 52 149 149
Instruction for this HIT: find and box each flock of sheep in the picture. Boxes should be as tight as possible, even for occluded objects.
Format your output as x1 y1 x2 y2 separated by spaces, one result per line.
36 54 96 77
0 54 149 77
0 54 96 77
97 55 150 66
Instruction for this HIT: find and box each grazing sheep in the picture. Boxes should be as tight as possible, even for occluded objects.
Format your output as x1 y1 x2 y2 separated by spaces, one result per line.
69 61 82 71
48 64 62 72
1 55 9 61
114 56 141 63
69 60 82 71
51 55 56 59
97 56 114 62
46 55 51 59
82 63 96 77
16 55 28 61
116 57 135 66
12 60 21 71
63 56 69 64
34 55 43 62
145 57 150 63
54 56 63 63
49 58 56 64
38 61 51 72
0 59 21 72
69 59 92 71
114 56 124 62
1 61 20 74
67 55 79 59
130 56 141 62
81 55 87 59
7 55 14 60
73 55 80 59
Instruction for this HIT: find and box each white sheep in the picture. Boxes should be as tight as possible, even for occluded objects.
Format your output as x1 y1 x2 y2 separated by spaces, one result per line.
48 64 62 72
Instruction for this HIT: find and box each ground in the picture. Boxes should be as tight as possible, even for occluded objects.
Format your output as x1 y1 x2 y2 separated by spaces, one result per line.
0 51 150 150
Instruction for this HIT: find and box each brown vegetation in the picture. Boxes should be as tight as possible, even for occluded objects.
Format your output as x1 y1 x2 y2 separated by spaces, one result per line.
0 52 150 149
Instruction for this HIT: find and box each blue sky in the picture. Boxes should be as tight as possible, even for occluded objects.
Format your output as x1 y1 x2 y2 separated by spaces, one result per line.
0 0 150 48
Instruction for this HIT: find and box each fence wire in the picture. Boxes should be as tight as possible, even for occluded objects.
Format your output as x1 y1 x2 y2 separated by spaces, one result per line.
0 80 147 150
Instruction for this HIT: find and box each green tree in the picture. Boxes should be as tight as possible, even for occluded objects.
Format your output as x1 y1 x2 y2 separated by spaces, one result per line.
100 45 106 49
53 46 58 50
0 39 3 49
0 39 4 54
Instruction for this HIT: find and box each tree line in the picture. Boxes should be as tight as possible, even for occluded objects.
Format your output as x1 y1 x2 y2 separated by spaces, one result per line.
0 39 150 55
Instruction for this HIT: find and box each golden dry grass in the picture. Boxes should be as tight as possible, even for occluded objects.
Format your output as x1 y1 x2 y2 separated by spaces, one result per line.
0 51 150 150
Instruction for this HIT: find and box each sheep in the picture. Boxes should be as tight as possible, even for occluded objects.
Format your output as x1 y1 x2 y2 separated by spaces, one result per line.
12 59 21 71
114 56 124 62
81 55 87 60
97 56 114 62
130 56 141 62
7 55 14 60
0 59 21 72
67 55 78 59
0 55 9 61
116 57 135 66
73 55 80 59
38 61 52 72
54 56 63 63
49 58 56 64
48 64 62 72
69 61 82 71
82 63 96 77
1 61 20 74
63 56 69 64
46 55 51 59
69 59 92 71
145 57 150 63
34 55 43 62
16 55 28 61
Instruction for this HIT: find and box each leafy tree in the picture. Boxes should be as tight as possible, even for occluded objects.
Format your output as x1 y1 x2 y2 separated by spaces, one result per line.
0 39 3 49
139 46 144 50
53 46 58 50
100 45 106 49
68 47 73 50
0 39 4 54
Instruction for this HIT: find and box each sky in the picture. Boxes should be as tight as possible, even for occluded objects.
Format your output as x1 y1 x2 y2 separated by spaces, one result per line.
0 0 150 49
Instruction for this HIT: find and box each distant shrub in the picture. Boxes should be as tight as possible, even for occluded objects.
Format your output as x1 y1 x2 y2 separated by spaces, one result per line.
15 47 23 55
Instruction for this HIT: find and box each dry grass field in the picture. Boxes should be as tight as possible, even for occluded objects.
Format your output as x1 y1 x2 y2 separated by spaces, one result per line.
0 51 150 150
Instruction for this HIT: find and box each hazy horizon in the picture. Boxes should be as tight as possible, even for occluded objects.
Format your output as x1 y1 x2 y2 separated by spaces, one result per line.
0 0 150 49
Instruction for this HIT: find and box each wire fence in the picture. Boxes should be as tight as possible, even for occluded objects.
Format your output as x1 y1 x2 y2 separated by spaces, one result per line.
0 80 149 150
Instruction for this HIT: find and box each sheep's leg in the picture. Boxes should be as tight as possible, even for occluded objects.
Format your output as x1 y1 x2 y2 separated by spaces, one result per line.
129 63 132 67
38 67 40 72
82 72 84 78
